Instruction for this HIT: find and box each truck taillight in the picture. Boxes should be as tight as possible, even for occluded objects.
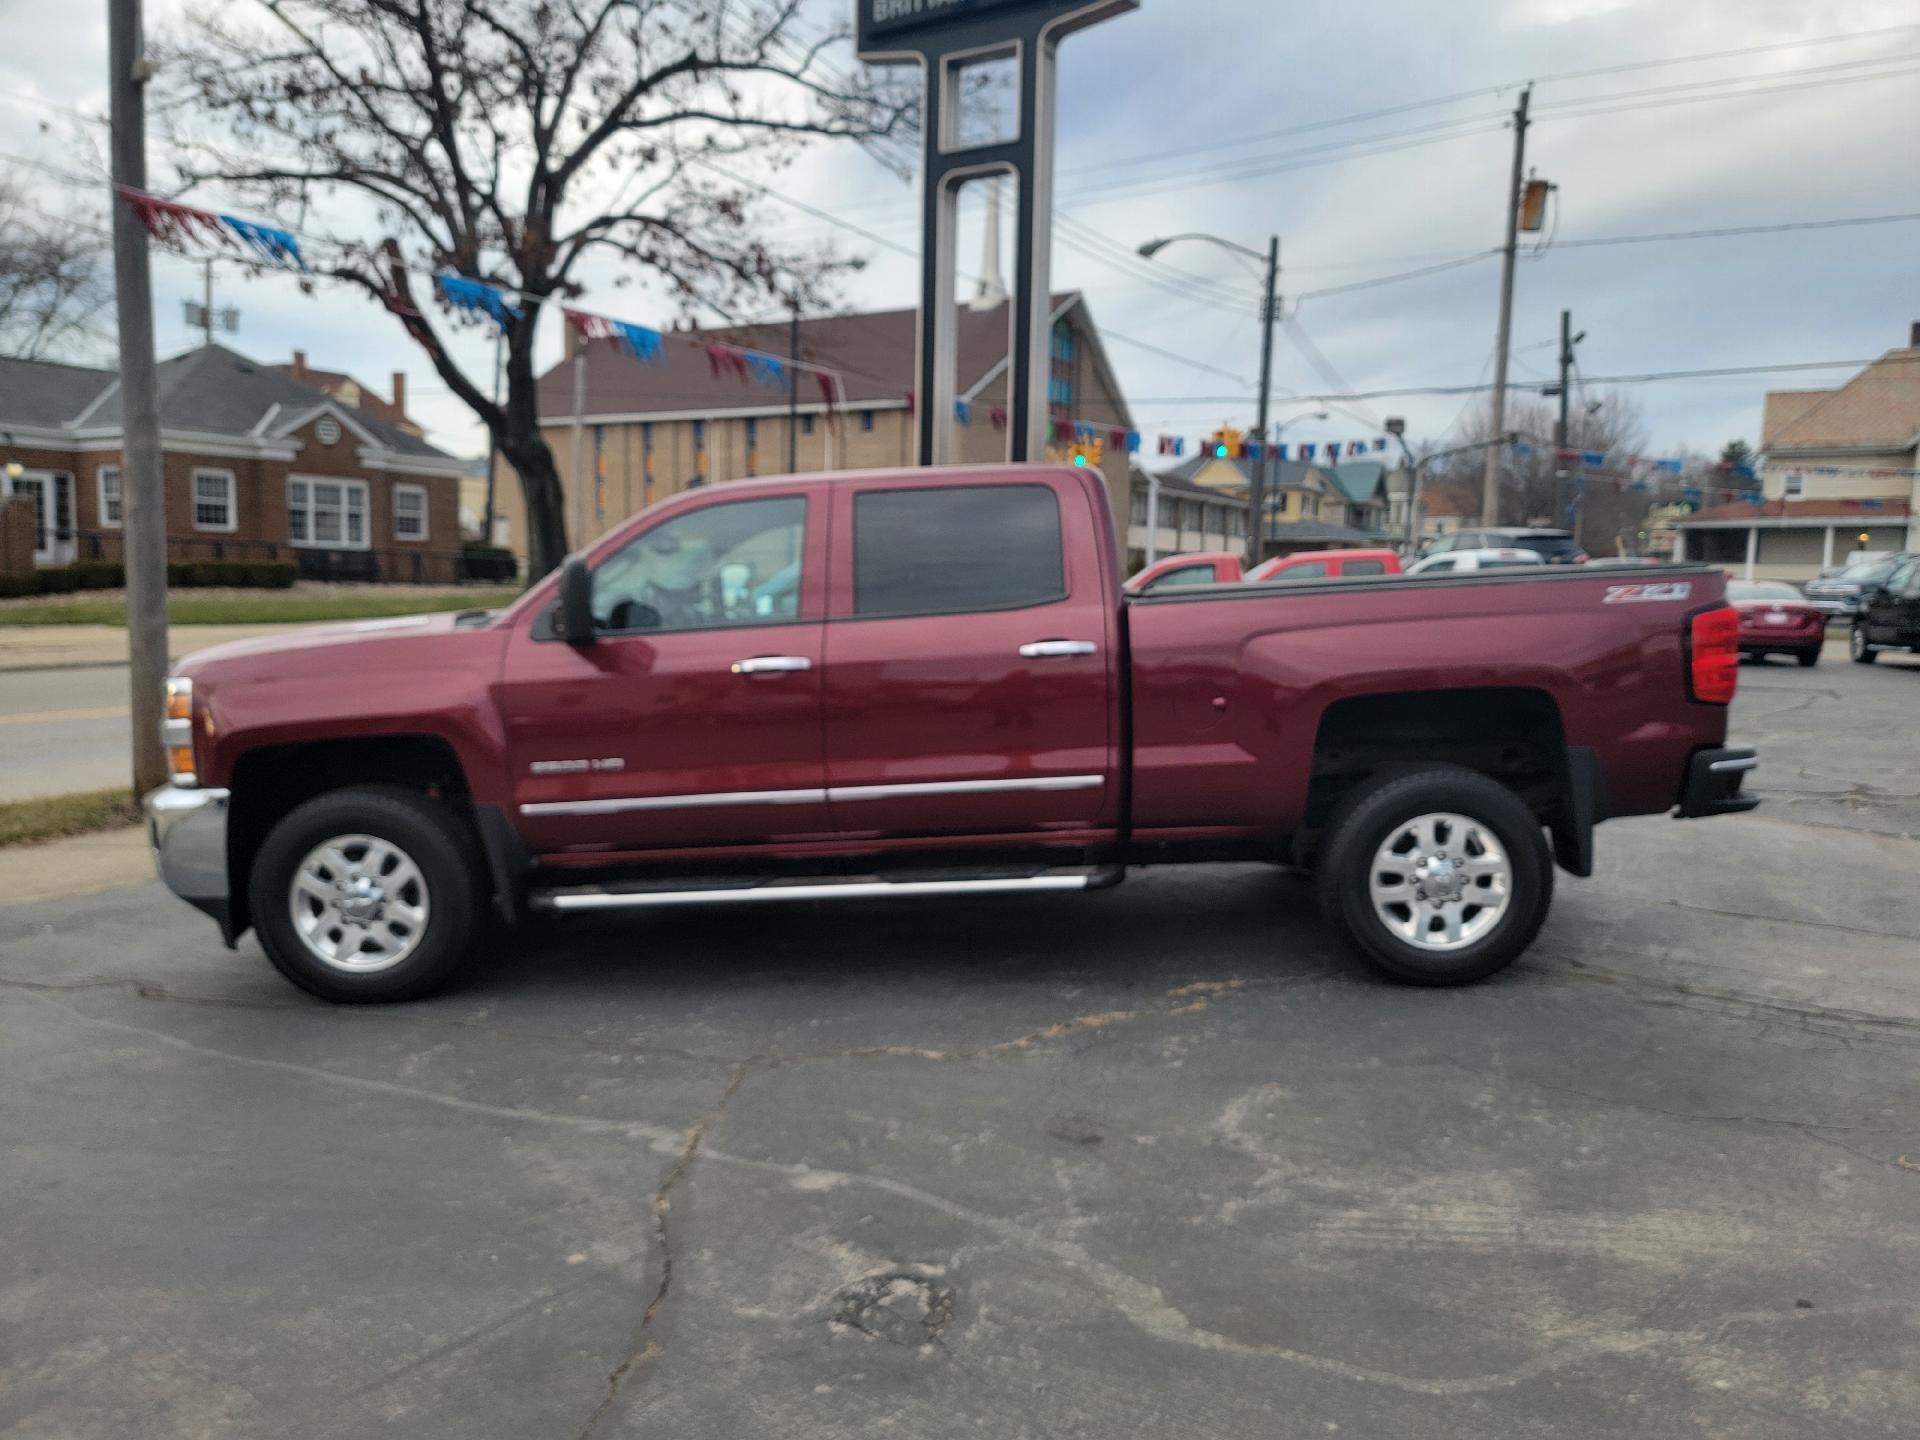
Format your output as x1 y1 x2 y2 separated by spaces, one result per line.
1689 608 1739 704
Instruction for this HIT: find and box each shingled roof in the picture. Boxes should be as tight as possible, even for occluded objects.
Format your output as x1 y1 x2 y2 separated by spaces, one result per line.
1 344 454 462
539 293 1123 423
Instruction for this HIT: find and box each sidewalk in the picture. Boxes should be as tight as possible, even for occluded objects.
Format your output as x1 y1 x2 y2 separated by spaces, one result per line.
0 825 153 906
0 623 316 672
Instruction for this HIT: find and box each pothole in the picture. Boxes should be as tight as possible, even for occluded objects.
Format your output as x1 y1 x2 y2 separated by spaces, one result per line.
830 1272 955 1346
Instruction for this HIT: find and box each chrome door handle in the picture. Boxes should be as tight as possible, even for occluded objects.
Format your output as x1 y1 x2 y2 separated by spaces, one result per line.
1019 640 1098 659
731 655 812 674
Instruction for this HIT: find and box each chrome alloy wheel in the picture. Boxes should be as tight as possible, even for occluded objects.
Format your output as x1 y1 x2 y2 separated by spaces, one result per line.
287 833 432 973
1367 812 1512 952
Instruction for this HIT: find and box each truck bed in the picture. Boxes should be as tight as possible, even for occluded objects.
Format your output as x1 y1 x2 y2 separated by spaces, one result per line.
1124 564 1729 840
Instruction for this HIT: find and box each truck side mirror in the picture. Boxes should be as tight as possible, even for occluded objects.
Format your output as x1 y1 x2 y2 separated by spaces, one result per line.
558 557 596 646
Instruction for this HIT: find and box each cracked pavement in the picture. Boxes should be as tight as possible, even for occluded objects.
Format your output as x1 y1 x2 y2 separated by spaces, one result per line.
3 646 1918 1437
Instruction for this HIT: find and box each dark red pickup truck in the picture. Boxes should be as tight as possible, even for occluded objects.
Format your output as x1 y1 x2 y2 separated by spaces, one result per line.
146 464 1757 1002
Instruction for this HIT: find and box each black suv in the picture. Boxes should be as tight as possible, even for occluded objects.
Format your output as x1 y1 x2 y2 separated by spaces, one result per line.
1423 528 1588 564
1850 552 1920 664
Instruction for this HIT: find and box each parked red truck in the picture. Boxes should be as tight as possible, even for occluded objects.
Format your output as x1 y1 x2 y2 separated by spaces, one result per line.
147 464 1758 1002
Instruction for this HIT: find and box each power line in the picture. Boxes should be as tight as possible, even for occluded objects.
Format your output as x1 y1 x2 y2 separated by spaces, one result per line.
1100 354 1920 407
1532 45 1920 112
1292 250 1500 304
1534 62 1920 123
1547 211 1920 250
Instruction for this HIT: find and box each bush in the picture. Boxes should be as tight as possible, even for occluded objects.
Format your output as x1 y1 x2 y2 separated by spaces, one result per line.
459 544 518 582
166 560 298 589
34 567 79 594
68 561 126 590
0 573 39 599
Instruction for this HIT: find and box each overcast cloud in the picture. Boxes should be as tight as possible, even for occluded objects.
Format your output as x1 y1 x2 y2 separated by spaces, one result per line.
2 0 1915 463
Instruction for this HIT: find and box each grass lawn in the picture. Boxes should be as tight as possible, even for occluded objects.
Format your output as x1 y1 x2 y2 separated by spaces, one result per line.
0 587 522 627
0 788 144 849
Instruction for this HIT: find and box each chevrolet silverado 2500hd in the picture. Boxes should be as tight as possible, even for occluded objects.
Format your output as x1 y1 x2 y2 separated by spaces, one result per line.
145 464 1757 1001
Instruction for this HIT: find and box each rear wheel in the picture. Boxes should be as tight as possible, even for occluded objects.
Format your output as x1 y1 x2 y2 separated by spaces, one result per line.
1316 767 1553 986
249 785 481 1002
1797 649 1820 668
1850 624 1877 664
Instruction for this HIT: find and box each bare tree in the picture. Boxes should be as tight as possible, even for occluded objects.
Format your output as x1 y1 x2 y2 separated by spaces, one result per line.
161 0 909 577
0 177 112 361
1428 390 1652 555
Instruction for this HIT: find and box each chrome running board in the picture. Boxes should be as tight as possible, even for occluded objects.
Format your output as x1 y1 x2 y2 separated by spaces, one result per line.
530 865 1123 913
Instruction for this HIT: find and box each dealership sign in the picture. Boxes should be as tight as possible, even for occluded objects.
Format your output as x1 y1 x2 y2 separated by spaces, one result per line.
857 0 1137 466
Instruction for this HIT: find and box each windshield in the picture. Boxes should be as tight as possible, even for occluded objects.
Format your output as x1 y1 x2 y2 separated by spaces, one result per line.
1837 562 1893 584
1727 582 1803 602
1499 532 1580 560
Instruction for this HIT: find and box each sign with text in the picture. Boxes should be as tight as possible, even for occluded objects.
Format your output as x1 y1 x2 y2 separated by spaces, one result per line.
858 0 1119 52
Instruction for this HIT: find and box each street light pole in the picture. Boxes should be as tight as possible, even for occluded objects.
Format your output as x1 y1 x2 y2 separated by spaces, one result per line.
1251 236 1279 568
1138 230 1279 568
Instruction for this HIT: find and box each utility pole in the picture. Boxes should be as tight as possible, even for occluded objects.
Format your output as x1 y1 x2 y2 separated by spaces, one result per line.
199 260 213 344
1249 234 1279 568
787 304 800 473
1553 307 1572 526
109 0 169 797
1480 84 1531 529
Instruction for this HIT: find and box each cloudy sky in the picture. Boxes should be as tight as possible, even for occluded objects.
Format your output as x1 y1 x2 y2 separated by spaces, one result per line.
2 0 1915 465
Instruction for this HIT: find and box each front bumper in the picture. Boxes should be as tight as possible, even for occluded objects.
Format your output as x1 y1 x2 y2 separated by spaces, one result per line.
1676 748 1760 819
144 784 233 938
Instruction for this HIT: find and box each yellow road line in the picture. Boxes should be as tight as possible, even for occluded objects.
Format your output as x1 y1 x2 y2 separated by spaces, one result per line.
0 705 128 727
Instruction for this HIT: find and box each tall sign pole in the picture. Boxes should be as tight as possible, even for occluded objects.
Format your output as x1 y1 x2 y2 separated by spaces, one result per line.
1480 83 1531 529
108 0 170 797
857 0 1138 467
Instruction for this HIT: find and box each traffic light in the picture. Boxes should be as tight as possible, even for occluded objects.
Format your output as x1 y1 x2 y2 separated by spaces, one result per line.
1208 426 1244 459
1068 435 1105 468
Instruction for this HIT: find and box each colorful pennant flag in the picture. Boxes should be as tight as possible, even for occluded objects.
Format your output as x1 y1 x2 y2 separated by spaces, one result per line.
563 308 663 364
955 400 972 427
1123 431 1141 454
220 215 306 270
990 406 1008 432
1300 443 1316 460
436 274 520 332
745 351 784 387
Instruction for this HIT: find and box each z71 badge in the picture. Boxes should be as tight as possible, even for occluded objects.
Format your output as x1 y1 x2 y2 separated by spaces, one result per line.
1604 581 1692 604
529 757 626 775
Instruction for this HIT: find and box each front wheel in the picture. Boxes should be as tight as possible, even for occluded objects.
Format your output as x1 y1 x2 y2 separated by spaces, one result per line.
1316 767 1553 986
1850 625 1877 664
249 784 481 1002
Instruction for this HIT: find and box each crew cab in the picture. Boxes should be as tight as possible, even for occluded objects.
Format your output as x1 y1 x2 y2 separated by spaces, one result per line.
1850 552 1920 663
146 465 1758 1003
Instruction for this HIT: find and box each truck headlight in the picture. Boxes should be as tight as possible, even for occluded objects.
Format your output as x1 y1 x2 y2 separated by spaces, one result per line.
163 677 196 785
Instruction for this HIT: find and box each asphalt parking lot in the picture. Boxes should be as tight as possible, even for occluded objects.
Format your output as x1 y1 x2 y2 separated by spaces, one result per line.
3 642 1917 1439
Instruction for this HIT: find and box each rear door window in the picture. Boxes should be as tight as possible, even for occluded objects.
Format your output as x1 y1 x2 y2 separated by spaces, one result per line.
853 484 1066 618
1422 557 1457 572
1280 561 1329 579
1343 559 1386 576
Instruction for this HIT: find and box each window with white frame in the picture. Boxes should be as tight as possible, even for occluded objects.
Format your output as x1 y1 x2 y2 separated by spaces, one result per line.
191 468 236 531
1782 471 1805 497
97 466 122 528
288 477 370 548
393 483 428 542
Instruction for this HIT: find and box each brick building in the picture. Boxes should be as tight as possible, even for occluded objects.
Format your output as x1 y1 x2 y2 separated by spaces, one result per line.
493 292 1135 563
0 344 471 581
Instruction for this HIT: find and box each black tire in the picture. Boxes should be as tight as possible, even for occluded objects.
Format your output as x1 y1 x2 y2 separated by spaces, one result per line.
249 784 482 1003
1315 766 1553 987
1797 649 1820 668
1850 624 1877 664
